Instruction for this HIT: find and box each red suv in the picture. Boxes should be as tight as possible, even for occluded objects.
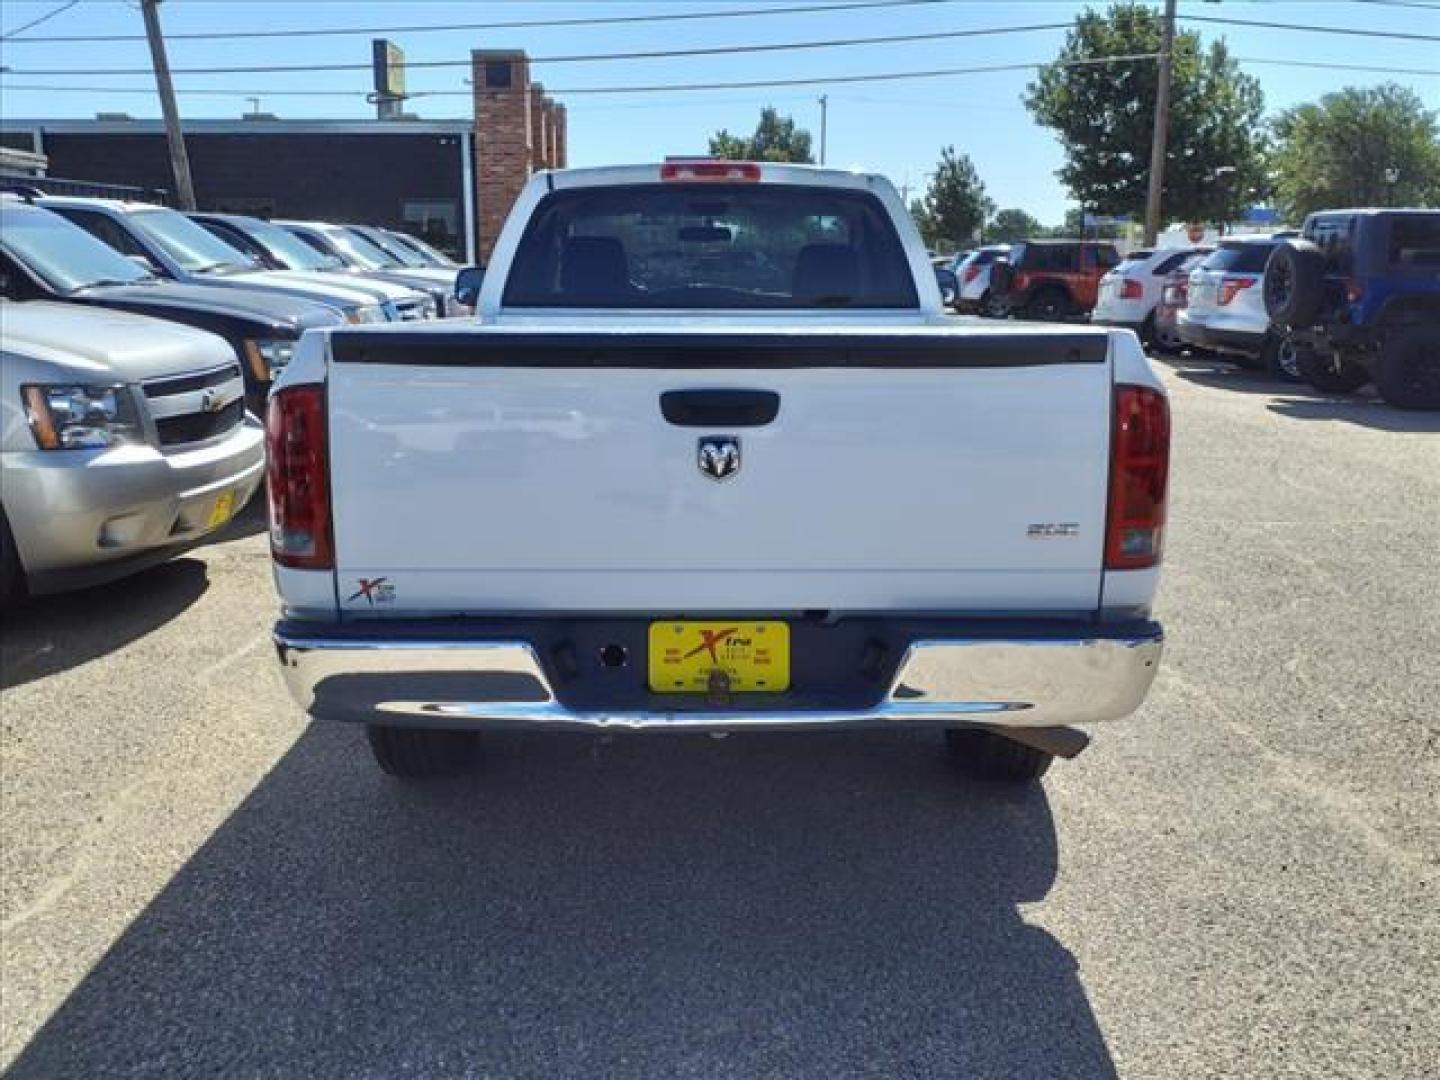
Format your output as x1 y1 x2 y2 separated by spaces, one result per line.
990 239 1122 321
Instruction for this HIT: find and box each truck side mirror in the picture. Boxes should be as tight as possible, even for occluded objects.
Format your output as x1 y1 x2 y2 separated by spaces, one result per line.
454 265 484 308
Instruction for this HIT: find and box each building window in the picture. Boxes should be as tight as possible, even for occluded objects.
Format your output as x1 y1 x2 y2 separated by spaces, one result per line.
484 61 512 89
402 200 460 258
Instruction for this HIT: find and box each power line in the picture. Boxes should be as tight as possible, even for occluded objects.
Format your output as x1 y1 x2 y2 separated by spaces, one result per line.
1181 13 1439 42
0 0 954 44
0 54 1165 98
0 0 79 41
0 22 1074 77
1241 57 1440 76
3 52 1434 102
1348 0 1440 9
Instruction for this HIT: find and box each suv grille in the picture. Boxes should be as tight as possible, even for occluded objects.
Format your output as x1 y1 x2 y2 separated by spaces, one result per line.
142 361 246 447
155 399 245 445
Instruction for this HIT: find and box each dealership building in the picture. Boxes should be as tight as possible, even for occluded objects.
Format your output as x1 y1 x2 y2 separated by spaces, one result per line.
0 50 566 263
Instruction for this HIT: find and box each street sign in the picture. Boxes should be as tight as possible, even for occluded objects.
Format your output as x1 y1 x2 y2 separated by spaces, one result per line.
373 39 406 98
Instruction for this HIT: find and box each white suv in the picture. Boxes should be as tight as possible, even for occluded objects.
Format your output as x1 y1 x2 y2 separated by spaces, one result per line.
1092 247 1209 341
954 245 1010 316
1178 238 1283 366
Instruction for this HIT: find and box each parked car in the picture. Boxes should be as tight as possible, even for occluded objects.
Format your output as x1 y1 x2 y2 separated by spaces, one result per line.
188 212 439 320
33 196 395 324
1265 209 1440 408
343 224 471 299
1178 238 1298 372
267 161 1168 785
381 229 459 268
953 245 1010 316
0 198 344 413
989 239 1121 321
934 265 959 308
1151 252 1212 354
1092 247 1211 343
278 221 473 316
1 300 264 600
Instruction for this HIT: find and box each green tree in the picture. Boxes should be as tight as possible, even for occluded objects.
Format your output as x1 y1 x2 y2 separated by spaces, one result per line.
709 107 814 163
1270 84 1440 220
1024 4 1266 226
987 208 1044 243
914 147 994 251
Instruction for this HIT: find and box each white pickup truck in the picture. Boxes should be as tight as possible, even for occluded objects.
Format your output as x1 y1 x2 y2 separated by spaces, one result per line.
269 161 1169 784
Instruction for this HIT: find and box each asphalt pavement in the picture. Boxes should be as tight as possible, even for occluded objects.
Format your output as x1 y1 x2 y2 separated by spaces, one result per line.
2 353 1437 1078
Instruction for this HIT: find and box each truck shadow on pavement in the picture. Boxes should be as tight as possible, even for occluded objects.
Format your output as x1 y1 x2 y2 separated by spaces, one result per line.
1265 397 1440 433
1155 354 1440 432
1 558 209 690
9 727 1117 1079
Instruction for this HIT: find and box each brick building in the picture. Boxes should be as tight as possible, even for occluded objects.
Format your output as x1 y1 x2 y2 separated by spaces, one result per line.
0 49 566 264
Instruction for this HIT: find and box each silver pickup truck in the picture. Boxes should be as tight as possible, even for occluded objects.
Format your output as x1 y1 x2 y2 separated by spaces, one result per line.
268 162 1170 785
1 300 264 599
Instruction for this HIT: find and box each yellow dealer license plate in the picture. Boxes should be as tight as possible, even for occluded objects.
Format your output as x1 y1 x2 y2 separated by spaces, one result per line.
648 621 790 693
206 490 236 529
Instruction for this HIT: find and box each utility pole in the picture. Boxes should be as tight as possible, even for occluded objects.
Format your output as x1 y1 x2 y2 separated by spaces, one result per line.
1142 0 1176 246
141 0 196 210
818 94 828 166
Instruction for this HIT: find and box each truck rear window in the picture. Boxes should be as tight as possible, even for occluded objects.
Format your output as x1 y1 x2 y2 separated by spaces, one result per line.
502 184 919 309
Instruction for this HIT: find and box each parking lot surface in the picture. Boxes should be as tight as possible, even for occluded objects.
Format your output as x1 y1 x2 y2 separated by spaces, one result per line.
2 355 1438 1078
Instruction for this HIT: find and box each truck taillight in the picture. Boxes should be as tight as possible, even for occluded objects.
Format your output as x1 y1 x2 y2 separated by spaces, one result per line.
1217 275 1257 305
1119 278 1144 300
1105 386 1170 571
963 265 982 283
266 384 333 570
660 160 761 182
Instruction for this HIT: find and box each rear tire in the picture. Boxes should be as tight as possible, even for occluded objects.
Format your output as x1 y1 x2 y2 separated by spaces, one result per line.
366 725 480 778
1152 319 1184 355
1298 349 1371 394
1023 286 1070 322
1262 333 1304 381
1374 324 1440 409
945 729 1053 783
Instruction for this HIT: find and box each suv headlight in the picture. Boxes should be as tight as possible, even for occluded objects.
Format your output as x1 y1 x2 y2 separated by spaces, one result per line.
347 303 388 324
22 384 143 450
243 338 298 380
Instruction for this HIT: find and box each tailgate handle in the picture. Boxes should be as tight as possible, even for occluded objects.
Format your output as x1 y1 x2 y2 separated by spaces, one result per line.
661 389 780 427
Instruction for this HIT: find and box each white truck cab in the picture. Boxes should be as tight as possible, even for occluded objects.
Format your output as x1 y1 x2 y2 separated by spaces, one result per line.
268 162 1169 784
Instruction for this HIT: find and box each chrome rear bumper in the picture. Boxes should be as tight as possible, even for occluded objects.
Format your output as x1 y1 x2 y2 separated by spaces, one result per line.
274 624 1163 731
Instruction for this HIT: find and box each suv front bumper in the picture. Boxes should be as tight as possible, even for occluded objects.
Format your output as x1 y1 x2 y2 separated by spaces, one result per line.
5 418 265 593
274 619 1164 732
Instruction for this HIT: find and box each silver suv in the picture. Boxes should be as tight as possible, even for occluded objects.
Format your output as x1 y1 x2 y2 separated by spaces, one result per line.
1 300 264 599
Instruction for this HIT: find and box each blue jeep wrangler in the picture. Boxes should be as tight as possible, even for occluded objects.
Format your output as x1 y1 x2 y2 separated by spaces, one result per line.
1264 209 1440 409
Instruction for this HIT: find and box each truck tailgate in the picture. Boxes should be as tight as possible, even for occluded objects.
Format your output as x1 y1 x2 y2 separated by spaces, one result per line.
324 327 1113 615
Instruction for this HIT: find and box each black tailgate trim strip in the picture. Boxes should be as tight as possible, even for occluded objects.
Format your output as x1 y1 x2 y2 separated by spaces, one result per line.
330 331 1108 368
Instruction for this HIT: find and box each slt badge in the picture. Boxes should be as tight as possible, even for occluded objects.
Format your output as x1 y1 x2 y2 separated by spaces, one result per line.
698 436 741 481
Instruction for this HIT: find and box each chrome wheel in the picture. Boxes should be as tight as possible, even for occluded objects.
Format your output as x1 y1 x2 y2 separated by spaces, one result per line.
1276 336 1301 380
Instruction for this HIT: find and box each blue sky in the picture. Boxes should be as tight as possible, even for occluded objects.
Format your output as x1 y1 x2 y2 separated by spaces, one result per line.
2 0 1436 224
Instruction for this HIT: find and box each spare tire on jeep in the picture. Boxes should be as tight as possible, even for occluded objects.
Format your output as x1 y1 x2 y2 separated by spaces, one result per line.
1264 240 1326 329
989 258 1013 294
